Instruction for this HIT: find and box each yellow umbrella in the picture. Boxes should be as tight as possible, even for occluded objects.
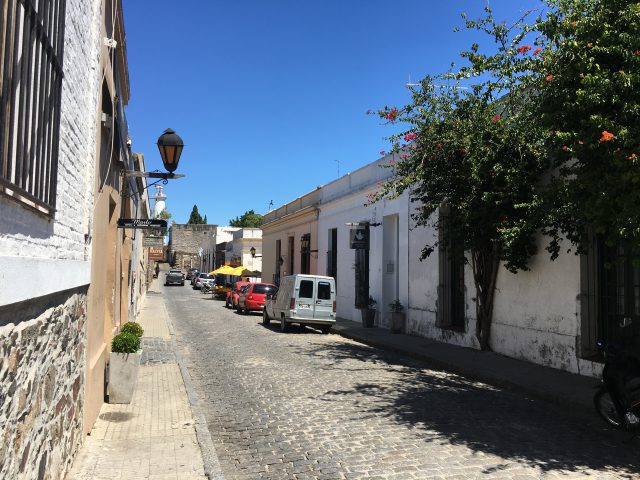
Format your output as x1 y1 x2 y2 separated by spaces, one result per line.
229 266 258 277
209 265 236 275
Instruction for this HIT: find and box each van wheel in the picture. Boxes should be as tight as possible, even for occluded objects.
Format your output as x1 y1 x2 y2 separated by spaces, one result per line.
280 315 288 333
263 310 270 325
320 325 331 334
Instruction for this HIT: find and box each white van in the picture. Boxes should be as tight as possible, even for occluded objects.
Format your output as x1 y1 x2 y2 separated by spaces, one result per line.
263 274 336 333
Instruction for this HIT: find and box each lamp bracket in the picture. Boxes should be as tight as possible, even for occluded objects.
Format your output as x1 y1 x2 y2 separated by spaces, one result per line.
121 170 184 200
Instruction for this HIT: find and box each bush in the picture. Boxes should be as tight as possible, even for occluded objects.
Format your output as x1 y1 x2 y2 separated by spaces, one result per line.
389 299 404 313
111 332 140 354
120 321 144 337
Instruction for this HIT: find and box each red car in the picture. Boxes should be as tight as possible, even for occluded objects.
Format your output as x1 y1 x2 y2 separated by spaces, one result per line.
225 281 250 309
236 283 278 314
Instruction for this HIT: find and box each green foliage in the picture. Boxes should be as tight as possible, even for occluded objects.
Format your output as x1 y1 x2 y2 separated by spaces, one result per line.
111 332 140 354
157 209 172 220
229 210 263 228
533 0 640 259
389 299 404 313
187 205 205 224
120 322 144 337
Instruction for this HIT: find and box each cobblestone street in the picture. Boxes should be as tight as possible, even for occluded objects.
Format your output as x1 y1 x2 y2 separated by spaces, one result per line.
164 284 640 480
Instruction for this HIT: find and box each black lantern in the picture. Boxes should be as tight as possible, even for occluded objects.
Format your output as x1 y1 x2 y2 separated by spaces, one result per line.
157 128 184 173
250 246 256 257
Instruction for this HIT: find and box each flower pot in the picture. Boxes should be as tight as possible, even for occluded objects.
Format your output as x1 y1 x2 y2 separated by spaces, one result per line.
361 308 376 328
390 312 405 334
108 351 141 404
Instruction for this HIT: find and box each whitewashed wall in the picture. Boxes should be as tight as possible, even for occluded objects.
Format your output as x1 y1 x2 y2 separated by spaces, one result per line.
0 0 102 306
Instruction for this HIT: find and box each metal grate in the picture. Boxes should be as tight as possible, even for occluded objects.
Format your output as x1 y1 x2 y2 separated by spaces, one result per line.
0 0 66 215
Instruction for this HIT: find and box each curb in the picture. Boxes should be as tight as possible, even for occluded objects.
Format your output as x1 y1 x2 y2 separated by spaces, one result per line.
163 303 225 480
331 324 598 420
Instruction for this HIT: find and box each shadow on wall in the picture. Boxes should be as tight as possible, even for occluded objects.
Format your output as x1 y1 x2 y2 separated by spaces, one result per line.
0 197 55 239
298 341 640 477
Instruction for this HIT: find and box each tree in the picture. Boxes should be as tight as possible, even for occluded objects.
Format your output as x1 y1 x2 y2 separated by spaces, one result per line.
157 209 172 220
533 0 640 260
229 210 263 228
373 7 548 350
187 205 205 224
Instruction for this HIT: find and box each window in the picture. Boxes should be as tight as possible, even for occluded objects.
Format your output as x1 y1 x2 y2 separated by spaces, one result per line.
0 0 67 215
581 236 640 357
327 228 337 282
253 284 277 294
318 281 331 300
437 209 465 330
300 233 311 275
299 280 313 298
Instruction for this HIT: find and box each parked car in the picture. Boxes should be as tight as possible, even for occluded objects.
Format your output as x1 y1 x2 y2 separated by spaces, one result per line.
164 269 185 286
191 272 201 286
263 274 335 333
185 268 199 280
194 273 215 290
226 281 251 308
237 283 278 315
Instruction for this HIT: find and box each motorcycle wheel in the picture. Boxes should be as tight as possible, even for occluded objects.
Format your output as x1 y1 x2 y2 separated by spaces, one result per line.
594 387 624 429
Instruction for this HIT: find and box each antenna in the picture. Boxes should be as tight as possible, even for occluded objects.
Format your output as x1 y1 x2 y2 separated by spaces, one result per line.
334 159 340 177
268 199 274 211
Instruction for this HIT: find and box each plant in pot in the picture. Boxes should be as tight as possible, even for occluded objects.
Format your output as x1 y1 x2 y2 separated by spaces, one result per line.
389 299 405 334
361 296 377 328
108 323 143 404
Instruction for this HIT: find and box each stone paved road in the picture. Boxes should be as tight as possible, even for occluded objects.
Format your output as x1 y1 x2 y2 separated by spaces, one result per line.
163 283 640 480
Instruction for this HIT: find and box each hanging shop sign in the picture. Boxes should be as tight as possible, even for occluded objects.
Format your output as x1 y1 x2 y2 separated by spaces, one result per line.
349 227 369 249
148 247 165 261
143 236 164 247
117 219 167 229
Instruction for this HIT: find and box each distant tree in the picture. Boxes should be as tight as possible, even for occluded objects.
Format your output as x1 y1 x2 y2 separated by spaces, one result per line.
229 210 263 228
203 215 208 224
187 205 205 224
157 209 172 220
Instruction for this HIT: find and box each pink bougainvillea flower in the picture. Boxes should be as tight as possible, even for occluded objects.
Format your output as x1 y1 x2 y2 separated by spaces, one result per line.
436 142 444 149
490 114 501 123
545 74 554 82
390 158 398 163
600 131 615 142
562 145 570 152
578 140 584 145
628 153 637 161
404 133 417 142
379 150 386 156
533 47 542 56
517 45 532 54
634 50 640 57
411 145 417 150
401 154 408 159
384 108 399 122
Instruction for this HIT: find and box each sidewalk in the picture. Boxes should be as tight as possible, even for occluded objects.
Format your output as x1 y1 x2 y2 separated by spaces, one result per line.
68 282 216 480
332 317 599 415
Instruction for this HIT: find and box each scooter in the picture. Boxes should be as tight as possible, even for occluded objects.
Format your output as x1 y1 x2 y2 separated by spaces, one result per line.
593 318 640 433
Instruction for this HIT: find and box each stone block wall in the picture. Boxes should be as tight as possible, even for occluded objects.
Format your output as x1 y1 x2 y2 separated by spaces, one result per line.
0 290 87 480
169 224 219 268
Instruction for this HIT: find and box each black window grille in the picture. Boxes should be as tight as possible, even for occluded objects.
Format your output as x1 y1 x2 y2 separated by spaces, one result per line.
300 233 310 275
0 0 66 215
327 228 337 282
437 210 465 330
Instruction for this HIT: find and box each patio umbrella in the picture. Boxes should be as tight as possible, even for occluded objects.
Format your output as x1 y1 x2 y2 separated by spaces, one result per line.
209 265 236 275
229 266 259 277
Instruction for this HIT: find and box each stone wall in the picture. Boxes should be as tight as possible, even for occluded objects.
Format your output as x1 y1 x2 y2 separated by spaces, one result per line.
0 289 87 480
169 224 219 268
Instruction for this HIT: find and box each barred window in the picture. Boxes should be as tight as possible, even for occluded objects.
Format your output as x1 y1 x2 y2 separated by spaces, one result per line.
0 0 66 215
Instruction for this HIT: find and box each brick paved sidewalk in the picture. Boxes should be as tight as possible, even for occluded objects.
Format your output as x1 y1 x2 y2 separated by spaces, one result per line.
67 283 208 480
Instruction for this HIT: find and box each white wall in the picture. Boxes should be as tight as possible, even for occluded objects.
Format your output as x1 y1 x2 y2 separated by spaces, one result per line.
0 0 102 306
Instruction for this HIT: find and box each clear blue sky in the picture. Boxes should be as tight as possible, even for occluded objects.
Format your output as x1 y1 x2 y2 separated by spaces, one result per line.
123 0 540 225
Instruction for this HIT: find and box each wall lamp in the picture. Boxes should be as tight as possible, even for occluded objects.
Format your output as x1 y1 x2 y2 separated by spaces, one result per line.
124 128 185 197
250 246 262 258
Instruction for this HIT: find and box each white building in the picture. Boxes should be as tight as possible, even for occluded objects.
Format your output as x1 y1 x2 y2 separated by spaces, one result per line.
198 226 239 273
263 153 608 379
225 228 263 280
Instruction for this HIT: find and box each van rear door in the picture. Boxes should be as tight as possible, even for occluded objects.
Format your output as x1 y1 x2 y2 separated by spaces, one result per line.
313 279 334 321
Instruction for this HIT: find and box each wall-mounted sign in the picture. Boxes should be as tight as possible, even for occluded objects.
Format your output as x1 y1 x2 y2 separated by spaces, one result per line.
148 247 164 261
350 228 369 249
117 218 167 229
143 236 164 247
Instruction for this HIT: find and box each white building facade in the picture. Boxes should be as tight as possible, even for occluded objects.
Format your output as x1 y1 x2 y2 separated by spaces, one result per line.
264 153 604 379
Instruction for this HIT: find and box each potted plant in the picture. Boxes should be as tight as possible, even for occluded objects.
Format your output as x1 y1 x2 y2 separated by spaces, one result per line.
389 299 405 334
108 322 143 404
361 296 377 328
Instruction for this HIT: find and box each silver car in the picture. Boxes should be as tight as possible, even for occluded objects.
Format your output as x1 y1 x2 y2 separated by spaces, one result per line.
194 273 215 290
